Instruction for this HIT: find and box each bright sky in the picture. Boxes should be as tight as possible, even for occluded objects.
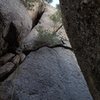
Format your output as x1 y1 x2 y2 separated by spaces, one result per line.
50 0 59 7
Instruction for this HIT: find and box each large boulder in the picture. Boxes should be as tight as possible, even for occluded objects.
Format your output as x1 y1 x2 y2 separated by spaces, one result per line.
19 5 71 52
0 0 32 56
60 0 100 99
0 47 93 100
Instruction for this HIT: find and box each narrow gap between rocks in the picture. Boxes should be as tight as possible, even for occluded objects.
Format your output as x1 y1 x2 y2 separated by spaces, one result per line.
31 10 45 29
24 45 73 55
0 64 17 82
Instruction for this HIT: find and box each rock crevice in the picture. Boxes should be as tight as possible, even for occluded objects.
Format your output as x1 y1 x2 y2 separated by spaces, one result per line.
0 0 93 100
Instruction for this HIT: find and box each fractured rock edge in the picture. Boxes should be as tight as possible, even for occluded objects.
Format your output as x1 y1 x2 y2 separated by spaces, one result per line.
0 53 26 82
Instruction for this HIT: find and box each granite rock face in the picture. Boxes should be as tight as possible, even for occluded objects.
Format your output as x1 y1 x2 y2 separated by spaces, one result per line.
0 0 32 56
0 1 93 100
0 47 93 100
19 5 71 52
60 0 100 99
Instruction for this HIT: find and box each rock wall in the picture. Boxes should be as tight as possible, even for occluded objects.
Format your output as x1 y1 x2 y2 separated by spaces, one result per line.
60 0 100 99
0 0 32 56
0 0 93 100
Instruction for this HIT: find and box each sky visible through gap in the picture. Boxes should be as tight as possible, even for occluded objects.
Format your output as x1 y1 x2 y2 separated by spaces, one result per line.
50 0 59 7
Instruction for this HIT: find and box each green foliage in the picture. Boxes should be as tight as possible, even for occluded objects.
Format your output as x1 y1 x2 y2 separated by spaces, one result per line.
50 10 62 31
50 10 62 24
35 26 61 47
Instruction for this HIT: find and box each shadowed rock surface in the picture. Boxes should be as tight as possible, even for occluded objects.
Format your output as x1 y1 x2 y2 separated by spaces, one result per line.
0 0 32 56
60 0 100 99
0 47 93 100
0 53 15 66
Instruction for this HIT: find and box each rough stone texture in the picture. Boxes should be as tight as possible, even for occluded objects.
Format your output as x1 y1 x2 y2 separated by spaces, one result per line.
21 0 45 27
19 4 71 52
18 53 26 63
60 0 100 99
28 1 45 25
0 53 15 66
0 62 15 81
21 0 44 10
12 55 20 65
0 47 93 100
0 0 32 56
